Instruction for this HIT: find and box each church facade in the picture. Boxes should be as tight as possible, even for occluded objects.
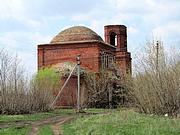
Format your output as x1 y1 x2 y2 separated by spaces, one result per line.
37 25 131 107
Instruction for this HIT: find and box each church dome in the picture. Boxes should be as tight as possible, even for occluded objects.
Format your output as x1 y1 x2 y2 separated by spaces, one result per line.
50 26 103 44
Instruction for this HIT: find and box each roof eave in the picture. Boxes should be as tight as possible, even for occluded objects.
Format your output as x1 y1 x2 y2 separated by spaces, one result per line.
38 40 116 49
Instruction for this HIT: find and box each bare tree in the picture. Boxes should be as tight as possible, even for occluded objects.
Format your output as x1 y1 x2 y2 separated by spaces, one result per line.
0 49 60 114
84 69 129 108
126 40 180 116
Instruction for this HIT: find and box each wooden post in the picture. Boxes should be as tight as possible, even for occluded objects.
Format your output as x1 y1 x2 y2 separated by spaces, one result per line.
76 55 81 111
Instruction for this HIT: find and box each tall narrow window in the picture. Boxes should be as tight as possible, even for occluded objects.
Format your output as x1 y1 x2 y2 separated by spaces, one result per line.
110 32 117 46
115 35 117 46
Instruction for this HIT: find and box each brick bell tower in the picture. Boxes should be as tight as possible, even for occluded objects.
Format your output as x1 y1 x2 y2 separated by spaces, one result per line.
104 25 131 74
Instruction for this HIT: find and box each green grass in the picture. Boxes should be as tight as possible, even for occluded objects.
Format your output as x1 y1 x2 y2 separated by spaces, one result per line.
0 126 30 135
38 125 53 135
0 109 74 135
84 108 110 114
0 108 107 123
0 109 74 123
63 109 180 135
3 108 179 135
0 108 108 135
0 112 56 123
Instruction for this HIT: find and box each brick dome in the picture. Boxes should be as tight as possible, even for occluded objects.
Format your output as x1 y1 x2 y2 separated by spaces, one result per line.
50 26 103 44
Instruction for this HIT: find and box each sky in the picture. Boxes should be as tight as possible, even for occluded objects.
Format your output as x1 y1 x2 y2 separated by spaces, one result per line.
0 0 180 75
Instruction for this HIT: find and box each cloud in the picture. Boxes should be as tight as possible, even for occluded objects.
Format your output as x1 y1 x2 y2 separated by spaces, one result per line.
0 31 51 49
0 0 180 75
0 31 52 75
152 21 180 48
128 27 139 34
153 21 180 39
23 0 104 18
0 0 26 19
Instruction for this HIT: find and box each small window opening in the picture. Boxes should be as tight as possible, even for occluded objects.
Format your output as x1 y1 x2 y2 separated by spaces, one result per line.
110 32 117 46
115 35 117 46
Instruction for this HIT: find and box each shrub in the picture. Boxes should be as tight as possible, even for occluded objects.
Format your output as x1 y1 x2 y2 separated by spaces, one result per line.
30 68 60 112
84 69 129 108
126 41 180 116
0 49 60 114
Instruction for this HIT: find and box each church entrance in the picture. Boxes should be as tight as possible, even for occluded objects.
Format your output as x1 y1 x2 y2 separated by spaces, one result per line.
56 76 77 107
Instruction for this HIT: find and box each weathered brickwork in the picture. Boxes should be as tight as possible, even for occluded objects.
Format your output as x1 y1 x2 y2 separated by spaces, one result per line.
37 25 131 107
38 43 101 73
56 76 77 107
104 25 131 74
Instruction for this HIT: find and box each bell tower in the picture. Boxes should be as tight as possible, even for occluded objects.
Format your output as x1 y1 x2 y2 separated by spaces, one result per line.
105 25 127 52
104 25 131 74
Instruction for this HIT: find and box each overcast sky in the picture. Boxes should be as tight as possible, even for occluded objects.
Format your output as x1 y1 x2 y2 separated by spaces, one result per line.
0 0 180 75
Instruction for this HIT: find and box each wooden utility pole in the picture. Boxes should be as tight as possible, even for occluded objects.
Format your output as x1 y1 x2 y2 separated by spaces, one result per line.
76 55 81 111
50 63 77 108
156 40 159 72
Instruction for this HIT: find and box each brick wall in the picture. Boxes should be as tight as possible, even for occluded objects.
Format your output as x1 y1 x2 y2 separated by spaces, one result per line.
38 42 102 107
55 76 77 107
38 42 100 72
37 28 131 107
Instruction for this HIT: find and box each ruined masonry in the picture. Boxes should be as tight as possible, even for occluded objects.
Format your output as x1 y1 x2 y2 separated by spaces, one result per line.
37 25 131 107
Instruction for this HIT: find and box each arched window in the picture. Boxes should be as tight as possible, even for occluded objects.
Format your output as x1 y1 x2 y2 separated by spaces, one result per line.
110 32 117 46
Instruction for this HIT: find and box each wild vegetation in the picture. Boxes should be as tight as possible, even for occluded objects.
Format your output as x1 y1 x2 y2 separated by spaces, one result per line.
126 41 180 116
0 108 106 135
84 68 128 108
0 126 30 135
0 40 180 134
79 40 180 118
0 49 60 114
63 109 180 135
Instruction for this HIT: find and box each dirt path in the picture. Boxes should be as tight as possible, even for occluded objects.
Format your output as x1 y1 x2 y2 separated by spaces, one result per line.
51 123 61 135
28 126 39 135
0 111 107 135
51 117 72 135
28 116 73 135
0 115 73 135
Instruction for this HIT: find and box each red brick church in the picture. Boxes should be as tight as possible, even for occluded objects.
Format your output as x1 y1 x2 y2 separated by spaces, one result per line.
38 24 131 107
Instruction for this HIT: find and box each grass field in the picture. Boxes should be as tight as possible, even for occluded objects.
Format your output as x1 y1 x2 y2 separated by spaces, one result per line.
1 109 180 135
0 109 73 123
0 126 30 135
63 109 180 135
0 109 74 135
0 108 107 135
0 108 106 123
38 125 53 135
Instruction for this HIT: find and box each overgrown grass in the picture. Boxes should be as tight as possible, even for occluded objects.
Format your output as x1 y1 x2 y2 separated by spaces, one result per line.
38 125 53 135
0 108 106 123
0 109 74 123
84 108 110 114
0 126 30 135
0 108 108 135
63 109 180 135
